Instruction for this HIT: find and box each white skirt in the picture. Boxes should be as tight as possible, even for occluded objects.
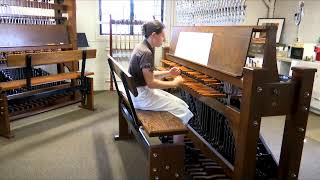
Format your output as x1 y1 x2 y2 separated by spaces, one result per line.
129 86 194 125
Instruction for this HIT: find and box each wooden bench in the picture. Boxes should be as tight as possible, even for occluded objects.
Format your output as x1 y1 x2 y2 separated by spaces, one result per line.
0 49 96 138
108 55 188 179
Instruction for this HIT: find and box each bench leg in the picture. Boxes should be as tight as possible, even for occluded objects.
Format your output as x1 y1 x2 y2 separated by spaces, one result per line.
0 94 13 138
149 144 185 180
80 77 94 111
114 102 134 141
68 62 80 102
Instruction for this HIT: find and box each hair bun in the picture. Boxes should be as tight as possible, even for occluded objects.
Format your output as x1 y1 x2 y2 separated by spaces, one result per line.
141 20 165 39
142 24 147 37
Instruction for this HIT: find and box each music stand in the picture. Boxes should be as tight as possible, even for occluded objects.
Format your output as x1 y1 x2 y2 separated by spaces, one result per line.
77 33 89 48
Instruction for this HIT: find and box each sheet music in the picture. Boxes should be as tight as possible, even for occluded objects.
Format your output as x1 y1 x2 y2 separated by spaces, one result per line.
174 32 213 66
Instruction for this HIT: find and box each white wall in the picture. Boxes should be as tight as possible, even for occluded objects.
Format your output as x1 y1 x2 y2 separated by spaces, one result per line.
234 0 320 46
242 0 269 25
76 0 108 91
274 0 320 45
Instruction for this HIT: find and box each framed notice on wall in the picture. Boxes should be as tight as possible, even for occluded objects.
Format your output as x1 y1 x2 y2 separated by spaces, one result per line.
256 18 285 43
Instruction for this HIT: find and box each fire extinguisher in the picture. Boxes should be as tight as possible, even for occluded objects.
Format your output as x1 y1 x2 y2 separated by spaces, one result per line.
315 46 320 61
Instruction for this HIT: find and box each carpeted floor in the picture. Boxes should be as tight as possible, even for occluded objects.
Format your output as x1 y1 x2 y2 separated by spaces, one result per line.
0 91 319 180
305 114 320 142
0 91 147 180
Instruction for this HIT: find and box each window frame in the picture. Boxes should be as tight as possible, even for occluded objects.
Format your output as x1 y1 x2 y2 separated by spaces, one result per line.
99 0 164 35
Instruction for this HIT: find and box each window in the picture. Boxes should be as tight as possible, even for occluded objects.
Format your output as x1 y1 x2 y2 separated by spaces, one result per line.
99 0 164 35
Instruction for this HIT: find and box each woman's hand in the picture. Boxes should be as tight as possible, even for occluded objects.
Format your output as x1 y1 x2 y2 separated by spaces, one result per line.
169 67 181 76
173 76 184 86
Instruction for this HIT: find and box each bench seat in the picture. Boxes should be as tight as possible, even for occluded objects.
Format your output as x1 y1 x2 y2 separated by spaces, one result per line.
136 110 188 137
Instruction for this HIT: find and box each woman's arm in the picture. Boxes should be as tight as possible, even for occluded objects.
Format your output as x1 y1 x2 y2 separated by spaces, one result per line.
153 70 170 79
153 67 181 79
142 68 183 89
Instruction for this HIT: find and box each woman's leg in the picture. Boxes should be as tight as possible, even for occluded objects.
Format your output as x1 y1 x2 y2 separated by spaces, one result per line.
133 88 192 144
137 89 194 124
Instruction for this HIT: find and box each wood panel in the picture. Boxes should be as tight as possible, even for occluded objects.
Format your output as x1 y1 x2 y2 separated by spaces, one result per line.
261 82 295 116
7 49 96 67
0 24 69 48
0 72 94 91
0 44 73 52
170 26 253 77
149 144 185 179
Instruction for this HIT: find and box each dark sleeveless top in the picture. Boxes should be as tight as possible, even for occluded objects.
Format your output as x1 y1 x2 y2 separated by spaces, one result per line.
128 39 155 87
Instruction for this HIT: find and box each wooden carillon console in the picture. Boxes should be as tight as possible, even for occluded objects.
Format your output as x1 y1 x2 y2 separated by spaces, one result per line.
161 26 317 179
0 0 96 138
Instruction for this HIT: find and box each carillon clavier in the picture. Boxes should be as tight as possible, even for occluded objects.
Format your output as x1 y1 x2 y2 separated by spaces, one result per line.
159 26 316 179
0 0 96 138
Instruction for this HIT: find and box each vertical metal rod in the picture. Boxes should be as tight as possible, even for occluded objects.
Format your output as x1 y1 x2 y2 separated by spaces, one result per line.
25 54 32 90
81 50 87 81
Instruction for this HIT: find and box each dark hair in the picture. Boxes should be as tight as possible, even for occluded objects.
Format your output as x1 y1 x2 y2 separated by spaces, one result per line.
142 20 165 38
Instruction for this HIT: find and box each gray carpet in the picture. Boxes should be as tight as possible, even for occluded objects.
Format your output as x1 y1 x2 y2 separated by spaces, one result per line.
260 114 320 180
0 91 319 180
0 91 147 180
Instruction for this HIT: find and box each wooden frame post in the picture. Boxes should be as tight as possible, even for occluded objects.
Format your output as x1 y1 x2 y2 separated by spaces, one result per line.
234 68 267 180
0 94 13 138
80 77 94 111
263 26 279 82
114 99 134 141
278 67 317 179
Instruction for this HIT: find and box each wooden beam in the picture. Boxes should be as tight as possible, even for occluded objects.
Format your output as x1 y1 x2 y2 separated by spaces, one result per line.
0 72 94 91
7 49 96 67
0 24 70 48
